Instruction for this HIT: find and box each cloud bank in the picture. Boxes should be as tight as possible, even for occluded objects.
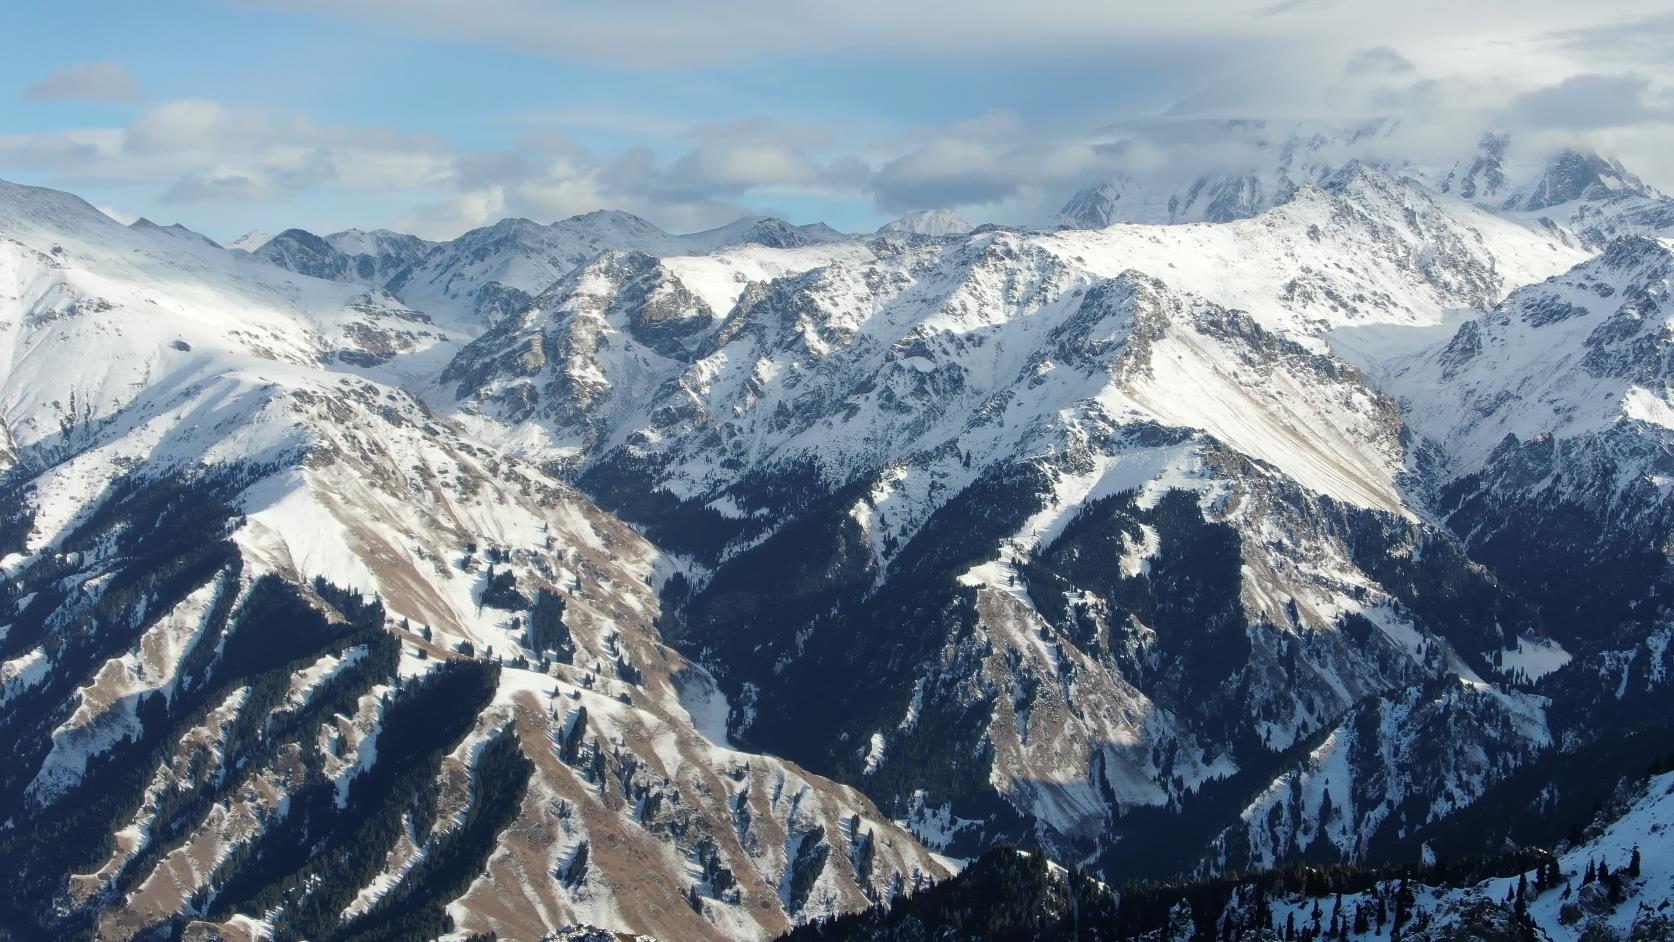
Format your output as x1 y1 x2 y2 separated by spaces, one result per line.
6 1 1674 238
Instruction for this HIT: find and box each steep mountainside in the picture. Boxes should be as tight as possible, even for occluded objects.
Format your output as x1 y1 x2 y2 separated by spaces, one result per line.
5 119 1674 942
426 163 1612 879
1390 236 1674 750
253 227 438 288
1428 134 1674 249
0 180 943 942
785 764 1674 941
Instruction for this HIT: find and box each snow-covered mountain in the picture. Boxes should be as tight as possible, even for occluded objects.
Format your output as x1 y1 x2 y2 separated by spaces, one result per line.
1055 119 1403 228
383 211 854 329
1426 133 1674 249
425 161 1610 877
5 118 1674 942
251 226 437 288
1056 122 1674 253
877 209 973 237
224 229 275 252
793 765 1674 941
0 179 943 941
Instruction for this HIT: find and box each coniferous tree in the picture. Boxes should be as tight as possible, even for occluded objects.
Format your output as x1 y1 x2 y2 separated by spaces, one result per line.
524 588 573 660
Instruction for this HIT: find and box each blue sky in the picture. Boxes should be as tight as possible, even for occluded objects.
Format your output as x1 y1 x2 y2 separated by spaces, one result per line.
3 0 1671 241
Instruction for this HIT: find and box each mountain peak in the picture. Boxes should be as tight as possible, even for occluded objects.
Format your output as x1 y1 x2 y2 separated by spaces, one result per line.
0 176 127 235
128 216 224 249
1517 148 1658 212
1056 181 1126 229
877 208 973 237
225 229 275 252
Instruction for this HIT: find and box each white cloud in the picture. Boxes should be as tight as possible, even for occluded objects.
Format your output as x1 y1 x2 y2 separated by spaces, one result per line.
162 166 268 203
22 61 145 103
124 100 235 154
665 143 822 193
229 0 1673 75
9 0 1674 240
1345 47 1415 75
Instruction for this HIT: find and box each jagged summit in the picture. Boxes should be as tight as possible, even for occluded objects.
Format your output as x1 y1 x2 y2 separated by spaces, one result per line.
1393 232 1674 471
1056 181 1125 228
0 172 943 942
1053 123 1674 248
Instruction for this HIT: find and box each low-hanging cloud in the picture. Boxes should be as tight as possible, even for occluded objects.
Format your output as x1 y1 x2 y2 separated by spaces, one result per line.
1504 73 1668 131
1345 47 1414 75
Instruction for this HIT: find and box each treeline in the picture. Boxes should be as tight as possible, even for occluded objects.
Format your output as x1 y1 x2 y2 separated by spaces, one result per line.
331 727 534 942
781 847 1113 942
202 657 501 939
109 574 401 901
782 840 1563 942
0 474 253 934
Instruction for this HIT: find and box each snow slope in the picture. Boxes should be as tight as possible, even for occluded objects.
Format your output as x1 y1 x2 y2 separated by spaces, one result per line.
0 176 943 941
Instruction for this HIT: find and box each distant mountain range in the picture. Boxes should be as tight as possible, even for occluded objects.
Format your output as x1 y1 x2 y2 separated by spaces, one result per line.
2 121 1673 941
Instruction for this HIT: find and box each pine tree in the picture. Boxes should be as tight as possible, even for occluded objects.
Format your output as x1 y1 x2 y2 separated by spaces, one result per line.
1629 846 1642 878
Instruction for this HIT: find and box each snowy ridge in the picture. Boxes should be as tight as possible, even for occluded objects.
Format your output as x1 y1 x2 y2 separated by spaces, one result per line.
0 175 940 941
421 160 1617 875
1392 235 1674 473
6 116 1674 938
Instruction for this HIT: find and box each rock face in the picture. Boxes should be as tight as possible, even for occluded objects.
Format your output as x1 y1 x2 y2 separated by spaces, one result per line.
4 117 1674 942
254 227 437 287
1057 181 1127 228
426 161 1599 878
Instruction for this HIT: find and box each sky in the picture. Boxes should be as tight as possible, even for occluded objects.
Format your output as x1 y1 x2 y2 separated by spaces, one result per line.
2 0 1672 242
